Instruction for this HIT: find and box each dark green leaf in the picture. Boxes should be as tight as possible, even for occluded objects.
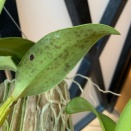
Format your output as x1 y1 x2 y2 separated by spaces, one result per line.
0 56 17 72
0 37 35 61
65 97 116 131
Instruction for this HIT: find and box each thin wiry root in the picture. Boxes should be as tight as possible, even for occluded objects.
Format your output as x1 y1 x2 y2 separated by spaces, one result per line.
71 80 84 94
41 83 72 131
66 74 121 105
1 80 72 131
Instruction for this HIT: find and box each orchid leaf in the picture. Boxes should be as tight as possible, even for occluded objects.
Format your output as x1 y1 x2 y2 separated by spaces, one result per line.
0 0 5 14
11 24 120 99
115 99 131 131
0 37 35 61
65 97 116 131
0 24 120 126
0 56 17 72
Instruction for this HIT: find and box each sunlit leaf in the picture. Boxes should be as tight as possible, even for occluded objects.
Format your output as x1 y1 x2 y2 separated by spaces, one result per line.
0 56 17 72
115 99 131 131
0 37 35 61
65 97 116 131
11 24 120 99
0 0 5 14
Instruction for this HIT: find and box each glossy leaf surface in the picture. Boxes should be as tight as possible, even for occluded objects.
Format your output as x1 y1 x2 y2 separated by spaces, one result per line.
0 0 5 14
65 97 116 131
115 99 131 131
0 56 17 72
12 24 120 99
0 37 35 61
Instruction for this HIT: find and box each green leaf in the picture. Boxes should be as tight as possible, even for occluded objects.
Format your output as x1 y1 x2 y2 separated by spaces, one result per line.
11 24 120 99
65 97 116 131
0 37 35 61
0 24 120 126
0 0 5 14
0 56 17 72
115 99 131 131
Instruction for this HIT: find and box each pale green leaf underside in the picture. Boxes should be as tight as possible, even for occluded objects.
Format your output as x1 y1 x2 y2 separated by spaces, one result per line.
0 0 5 14
0 37 35 61
12 24 120 99
115 99 131 131
0 56 17 72
65 97 116 131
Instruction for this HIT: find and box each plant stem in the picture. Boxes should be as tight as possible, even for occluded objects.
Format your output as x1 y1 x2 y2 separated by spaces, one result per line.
0 96 15 126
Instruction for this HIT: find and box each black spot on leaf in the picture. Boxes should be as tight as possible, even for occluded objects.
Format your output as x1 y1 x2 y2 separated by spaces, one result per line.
30 54 34 61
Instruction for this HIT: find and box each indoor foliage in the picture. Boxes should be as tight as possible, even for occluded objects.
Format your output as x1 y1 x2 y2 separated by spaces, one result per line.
1 1 131 131
0 4 130 129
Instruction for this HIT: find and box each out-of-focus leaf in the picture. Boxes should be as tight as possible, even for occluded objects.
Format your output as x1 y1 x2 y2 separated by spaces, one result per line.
0 56 17 72
65 97 116 131
0 0 5 14
0 37 35 61
11 24 120 99
115 99 131 131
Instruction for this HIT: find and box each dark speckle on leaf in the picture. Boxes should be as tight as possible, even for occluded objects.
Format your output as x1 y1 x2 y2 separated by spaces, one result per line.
30 54 34 61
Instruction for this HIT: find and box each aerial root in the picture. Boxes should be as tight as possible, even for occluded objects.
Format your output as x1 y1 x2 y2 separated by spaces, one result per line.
66 74 121 105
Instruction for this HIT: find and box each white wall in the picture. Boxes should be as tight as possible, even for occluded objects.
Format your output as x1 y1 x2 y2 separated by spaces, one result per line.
16 0 72 42
88 0 109 22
